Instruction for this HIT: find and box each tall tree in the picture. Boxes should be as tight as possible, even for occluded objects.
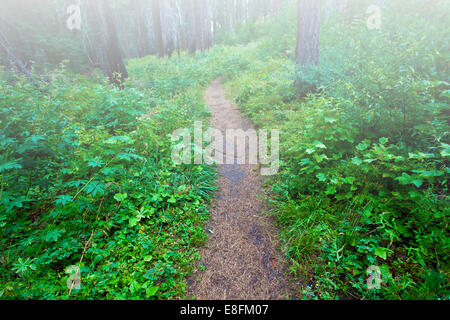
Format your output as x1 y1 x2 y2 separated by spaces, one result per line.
86 0 128 87
152 0 165 58
186 0 197 54
193 0 203 51
295 0 321 66
131 0 152 57
201 0 212 50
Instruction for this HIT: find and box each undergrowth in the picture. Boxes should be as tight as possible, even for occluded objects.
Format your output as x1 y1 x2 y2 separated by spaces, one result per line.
1 0 448 301
0 48 250 299
223 0 449 300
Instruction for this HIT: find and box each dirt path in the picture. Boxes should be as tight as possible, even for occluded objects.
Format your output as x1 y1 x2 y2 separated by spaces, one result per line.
186 78 291 300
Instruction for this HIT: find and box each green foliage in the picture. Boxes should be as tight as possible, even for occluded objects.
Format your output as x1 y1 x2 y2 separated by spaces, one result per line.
224 0 449 300
1 0 448 301
0 50 237 299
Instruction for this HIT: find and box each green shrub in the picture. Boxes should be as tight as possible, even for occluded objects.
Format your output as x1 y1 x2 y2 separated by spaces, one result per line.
0 50 242 299
223 0 449 300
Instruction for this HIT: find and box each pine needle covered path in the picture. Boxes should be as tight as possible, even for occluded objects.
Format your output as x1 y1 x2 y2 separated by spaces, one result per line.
186 78 291 300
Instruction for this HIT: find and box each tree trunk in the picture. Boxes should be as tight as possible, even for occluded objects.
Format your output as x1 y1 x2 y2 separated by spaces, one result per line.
132 0 152 57
187 0 197 55
152 0 165 58
202 0 211 50
193 0 203 51
87 0 128 87
295 0 321 66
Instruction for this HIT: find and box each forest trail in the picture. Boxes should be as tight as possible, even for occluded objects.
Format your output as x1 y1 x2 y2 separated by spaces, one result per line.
186 78 291 300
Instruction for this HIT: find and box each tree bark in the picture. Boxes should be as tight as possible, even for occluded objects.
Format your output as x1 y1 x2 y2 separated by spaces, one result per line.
152 0 165 58
295 0 321 66
193 0 203 51
131 0 152 57
87 0 128 87
187 0 197 55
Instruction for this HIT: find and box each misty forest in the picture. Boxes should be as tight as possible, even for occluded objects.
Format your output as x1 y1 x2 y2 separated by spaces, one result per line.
0 0 448 300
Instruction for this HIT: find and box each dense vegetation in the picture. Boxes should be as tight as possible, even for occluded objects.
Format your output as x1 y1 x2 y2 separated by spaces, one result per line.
224 0 449 299
0 50 242 298
0 0 448 300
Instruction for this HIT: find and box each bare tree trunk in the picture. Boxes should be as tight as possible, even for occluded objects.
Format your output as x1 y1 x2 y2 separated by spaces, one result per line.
87 0 128 87
122 25 131 59
212 11 217 36
232 0 238 27
131 0 152 57
152 0 165 58
187 0 197 55
295 0 321 66
202 0 212 50
217 0 226 30
193 0 203 51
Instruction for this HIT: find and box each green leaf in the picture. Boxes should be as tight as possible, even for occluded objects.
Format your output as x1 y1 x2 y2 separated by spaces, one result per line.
411 179 423 188
117 153 144 161
0 161 22 173
146 286 159 297
356 141 370 151
129 217 140 227
374 247 388 260
324 117 337 123
352 156 363 165
413 170 444 177
85 182 106 197
87 157 104 168
45 229 65 242
313 141 327 149
316 173 327 182
440 143 450 157
168 196 177 204
300 158 312 166
129 208 146 227
151 194 162 202
325 186 336 195
105 136 132 145
55 195 73 206
114 193 128 202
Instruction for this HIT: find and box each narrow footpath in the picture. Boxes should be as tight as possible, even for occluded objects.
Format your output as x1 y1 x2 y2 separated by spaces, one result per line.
187 78 291 300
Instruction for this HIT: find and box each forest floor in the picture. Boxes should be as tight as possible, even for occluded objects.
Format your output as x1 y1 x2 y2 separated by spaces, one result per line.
186 78 293 300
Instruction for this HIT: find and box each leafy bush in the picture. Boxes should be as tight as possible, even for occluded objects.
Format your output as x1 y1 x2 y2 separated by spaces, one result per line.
0 50 239 299
223 0 449 300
